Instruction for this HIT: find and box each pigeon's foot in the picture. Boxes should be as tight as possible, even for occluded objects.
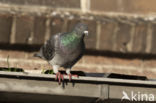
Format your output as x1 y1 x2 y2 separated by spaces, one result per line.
55 72 64 84
68 74 78 81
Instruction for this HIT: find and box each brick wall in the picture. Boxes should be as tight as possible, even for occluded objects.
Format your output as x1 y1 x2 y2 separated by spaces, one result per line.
90 0 156 14
0 0 155 54
0 13 156 54
0 0 155 78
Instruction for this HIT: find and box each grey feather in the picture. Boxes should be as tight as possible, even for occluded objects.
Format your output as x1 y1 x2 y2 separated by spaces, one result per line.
34 23 88 69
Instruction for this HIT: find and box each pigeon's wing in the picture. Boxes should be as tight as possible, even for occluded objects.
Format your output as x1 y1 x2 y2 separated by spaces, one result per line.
42 33 62 60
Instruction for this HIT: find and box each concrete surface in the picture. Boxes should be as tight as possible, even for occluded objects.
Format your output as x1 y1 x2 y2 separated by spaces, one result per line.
0 71 156 103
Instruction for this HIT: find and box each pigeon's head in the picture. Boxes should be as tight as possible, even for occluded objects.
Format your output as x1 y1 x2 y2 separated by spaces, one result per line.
74 23 88 37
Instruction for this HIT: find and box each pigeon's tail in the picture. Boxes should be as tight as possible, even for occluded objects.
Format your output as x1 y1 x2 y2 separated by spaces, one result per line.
33 53 42 58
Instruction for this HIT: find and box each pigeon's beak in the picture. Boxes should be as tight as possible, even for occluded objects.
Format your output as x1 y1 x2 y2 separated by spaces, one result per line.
84 30 88 36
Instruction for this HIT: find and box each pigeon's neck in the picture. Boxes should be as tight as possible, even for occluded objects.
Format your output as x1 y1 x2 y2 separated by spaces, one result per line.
61 31 81 46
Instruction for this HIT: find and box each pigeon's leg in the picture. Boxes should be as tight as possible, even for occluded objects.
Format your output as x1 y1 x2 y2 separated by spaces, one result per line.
66 68 78 81
53 65 63 84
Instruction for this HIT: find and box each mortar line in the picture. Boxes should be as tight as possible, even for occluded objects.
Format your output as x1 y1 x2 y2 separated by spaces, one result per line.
117 0 124 12
145 23 153 53
80 0 90 13
10 16 16 44
96 21 101 50
28 16 35 44
127 23 136 52
44 17 51 42
87 0 90 11
112 22 119 51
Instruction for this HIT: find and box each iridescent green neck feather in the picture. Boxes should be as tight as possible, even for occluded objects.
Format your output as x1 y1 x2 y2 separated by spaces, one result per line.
61 31 81 47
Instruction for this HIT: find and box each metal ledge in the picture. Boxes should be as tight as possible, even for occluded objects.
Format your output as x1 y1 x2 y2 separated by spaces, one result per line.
0 71 156 103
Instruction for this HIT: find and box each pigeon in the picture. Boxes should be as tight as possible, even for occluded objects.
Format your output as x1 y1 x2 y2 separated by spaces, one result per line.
34 23 88 83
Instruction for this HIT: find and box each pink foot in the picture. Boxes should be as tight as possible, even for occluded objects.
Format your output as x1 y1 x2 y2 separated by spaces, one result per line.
55 72 64 84
68 74 78 81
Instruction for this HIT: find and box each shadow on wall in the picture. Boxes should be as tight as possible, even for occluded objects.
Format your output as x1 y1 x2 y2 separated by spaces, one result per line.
0 43 156 60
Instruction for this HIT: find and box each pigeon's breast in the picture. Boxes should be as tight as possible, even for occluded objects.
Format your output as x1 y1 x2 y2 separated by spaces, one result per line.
49 45 84 68
49 53 65 66
49 38 85 68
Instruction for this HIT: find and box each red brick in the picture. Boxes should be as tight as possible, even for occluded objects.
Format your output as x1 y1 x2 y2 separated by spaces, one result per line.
115 22 132 52
83 55 113 65
74 67 102 73
15 16 34 44
0 15 12 43
99 22 116 51
0 50 27 59
132 23 147 53
122 0 156 14
112 58 142 67
83 55 142 68
91 0 156 14
90 0 118 12
50 17 66 36
142 70 156 79
144 60 156 69
0 61 8 68
33 16 46 45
